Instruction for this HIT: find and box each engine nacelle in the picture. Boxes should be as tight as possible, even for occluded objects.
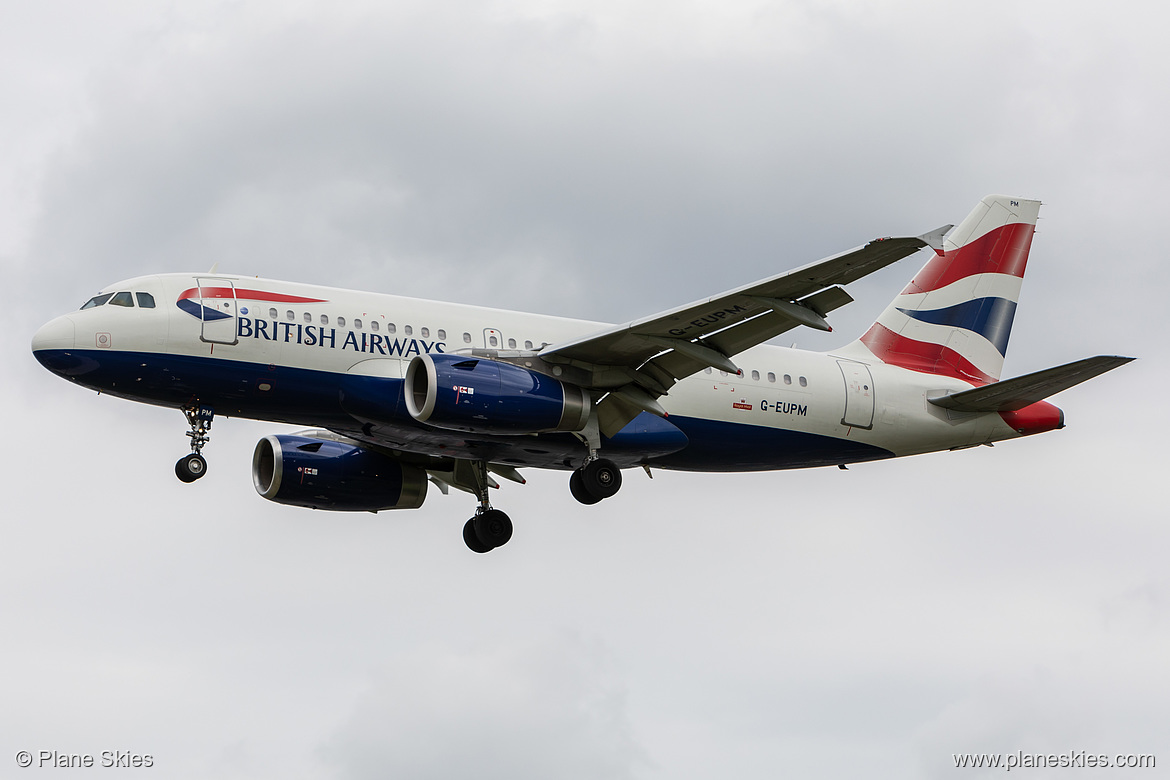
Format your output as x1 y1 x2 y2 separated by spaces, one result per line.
404 353 590 434
252 434 428 512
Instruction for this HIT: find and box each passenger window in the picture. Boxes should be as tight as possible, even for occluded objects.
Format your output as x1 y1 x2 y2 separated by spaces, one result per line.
507 338 516 349
751 370 760 381
286 310 295 321
767 372 776 383
320 314 329 325
438 329 446 340
303 312 311 323
524 340 533 350
370 321 379 332
404 325 413 336
488 335 498 347
463 332 472 344
388 323 396 334
81 293 114 310
799 376 807 387
135 292 156 308
421 327 430 338
270 308 278 319
784 374 792 385
337 316 346 328
109 291 134 307
704 367 712 374
354 319 363 329
719 370 727 377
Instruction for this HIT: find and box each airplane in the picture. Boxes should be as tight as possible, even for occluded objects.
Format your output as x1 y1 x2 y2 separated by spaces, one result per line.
31 195 1132 552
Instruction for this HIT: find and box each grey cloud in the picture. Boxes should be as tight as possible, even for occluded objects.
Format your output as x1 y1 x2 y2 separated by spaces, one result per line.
319 634 645 780
30 1 1141 320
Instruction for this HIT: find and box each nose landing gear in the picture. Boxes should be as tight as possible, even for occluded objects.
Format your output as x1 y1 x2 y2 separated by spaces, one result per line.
175 452 207 483
176 404 213 483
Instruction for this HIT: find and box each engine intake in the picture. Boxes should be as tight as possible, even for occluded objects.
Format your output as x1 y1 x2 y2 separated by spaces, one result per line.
252 434 428 512
404 353 590 434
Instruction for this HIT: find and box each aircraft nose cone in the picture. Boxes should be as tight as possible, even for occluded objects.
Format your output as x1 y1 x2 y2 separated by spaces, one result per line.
32 315 76 353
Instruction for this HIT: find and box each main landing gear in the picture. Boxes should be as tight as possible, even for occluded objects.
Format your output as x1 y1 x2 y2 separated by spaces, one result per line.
463 460 513 554
176 405 213 483
567 414 623 505
460 457 622 553
569 457 622 505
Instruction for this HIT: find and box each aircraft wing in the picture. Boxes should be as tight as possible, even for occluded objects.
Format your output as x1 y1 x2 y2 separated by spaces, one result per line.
540 227 949 435
927 355 1136 413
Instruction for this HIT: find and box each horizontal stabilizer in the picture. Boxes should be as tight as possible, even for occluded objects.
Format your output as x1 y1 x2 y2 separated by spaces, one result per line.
928 355 1135 412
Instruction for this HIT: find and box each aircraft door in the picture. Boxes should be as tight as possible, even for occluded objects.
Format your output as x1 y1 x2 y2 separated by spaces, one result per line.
837 360 875 429
197 277 239 345
483 329 503 349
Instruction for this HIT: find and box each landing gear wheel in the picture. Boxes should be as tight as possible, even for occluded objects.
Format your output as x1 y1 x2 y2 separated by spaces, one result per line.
463 518 493 554
581 458 622 500
569 470 602 505
473 509 513 549
175 453 207 483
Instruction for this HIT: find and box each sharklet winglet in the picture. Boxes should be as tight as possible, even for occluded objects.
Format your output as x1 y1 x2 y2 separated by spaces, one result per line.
917 224 953 253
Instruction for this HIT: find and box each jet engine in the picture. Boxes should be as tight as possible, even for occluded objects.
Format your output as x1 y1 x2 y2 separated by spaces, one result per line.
404 353 590 434
252 434 428 511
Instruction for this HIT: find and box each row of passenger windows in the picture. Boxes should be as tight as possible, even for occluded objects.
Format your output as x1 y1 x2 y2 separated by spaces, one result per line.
706 366 808 387
80 291 156 309
265 308 539 350
269 307 449 340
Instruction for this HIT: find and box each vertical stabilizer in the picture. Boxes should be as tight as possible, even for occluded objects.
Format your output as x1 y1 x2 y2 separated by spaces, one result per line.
853 195 1041 384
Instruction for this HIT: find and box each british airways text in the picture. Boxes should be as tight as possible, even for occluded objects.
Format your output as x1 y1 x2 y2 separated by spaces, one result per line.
237 316 446 356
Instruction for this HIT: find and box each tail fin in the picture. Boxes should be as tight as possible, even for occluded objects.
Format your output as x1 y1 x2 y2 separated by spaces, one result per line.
854 194 1041 384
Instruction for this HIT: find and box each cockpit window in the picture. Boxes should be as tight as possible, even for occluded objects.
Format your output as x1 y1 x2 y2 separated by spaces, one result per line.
136 292 156 308
109 291 134 307
80 293 114 310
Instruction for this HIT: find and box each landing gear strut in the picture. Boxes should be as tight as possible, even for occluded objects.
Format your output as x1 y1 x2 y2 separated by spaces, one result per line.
176 404 213 483
462 460 513 553
570 457 622 504
568 412 623 505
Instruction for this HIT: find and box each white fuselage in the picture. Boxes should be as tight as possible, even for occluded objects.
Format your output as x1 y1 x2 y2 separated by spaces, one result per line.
32 272 1026 473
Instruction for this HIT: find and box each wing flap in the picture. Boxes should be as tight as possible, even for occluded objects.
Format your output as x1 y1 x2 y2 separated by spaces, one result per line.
928 355 1135 412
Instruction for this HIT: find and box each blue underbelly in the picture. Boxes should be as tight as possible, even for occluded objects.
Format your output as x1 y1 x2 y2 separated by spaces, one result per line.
33 348 893 471
652 415 893 471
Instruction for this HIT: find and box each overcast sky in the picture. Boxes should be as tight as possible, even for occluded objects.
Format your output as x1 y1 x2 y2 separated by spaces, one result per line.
3 1 1168 777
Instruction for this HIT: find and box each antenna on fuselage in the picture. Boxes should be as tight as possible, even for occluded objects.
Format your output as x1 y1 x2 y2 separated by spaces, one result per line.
207 262 219 274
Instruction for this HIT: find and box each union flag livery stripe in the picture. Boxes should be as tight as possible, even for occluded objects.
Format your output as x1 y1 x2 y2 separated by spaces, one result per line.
177 287 329 304
859 323 997 385
176 287 330 321
903 222 1035 294
896 296 1017 356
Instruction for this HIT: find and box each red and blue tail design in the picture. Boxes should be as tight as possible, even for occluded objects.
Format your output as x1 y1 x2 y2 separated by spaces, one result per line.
855 195 1041 385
